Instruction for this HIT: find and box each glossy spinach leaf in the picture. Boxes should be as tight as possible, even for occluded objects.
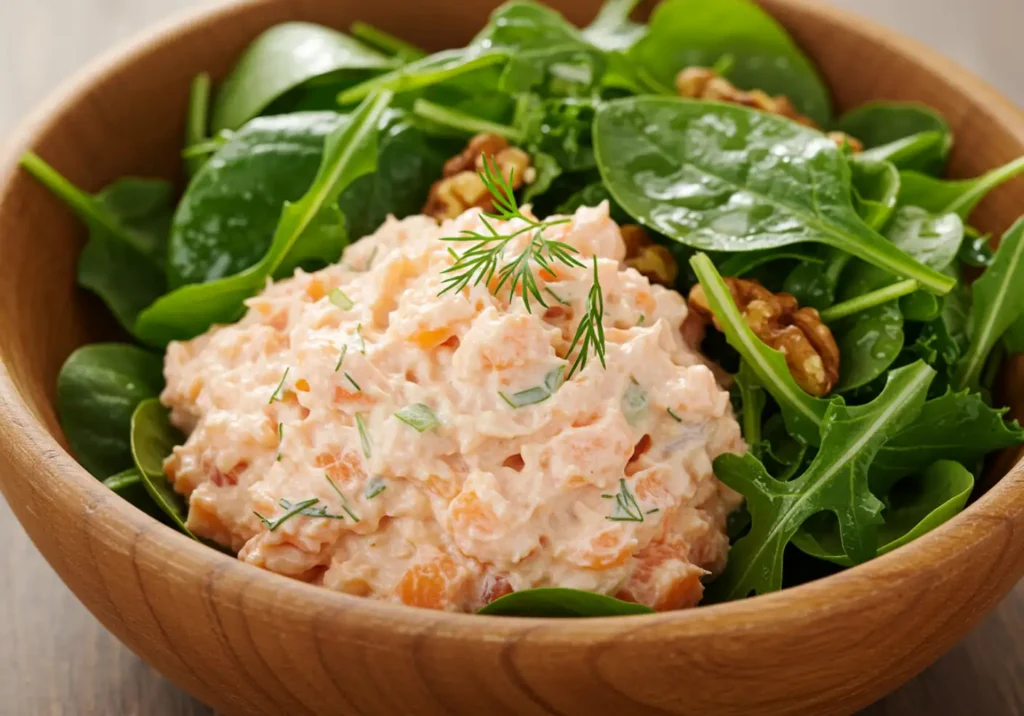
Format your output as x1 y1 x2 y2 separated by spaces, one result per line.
717 247 824 278
130 399 194 538
835 102 951 174
212 22 394 132
593 98 954 294
581 0 646 52
170 111 347 287
477 588 653 617
884 206 964 273
958 227 994 268
783 251 850 311
956 216 1024 390
851 158 899 229
793 459 973 566
897 156 1024 220
20 153 172 333
691 254 829 445
57 344 165 479
339 48 508 105
631 0 831 125
135 91 393 347
103 468 167 521
833 302 904 393
871 389 1023 494
707 361 935 600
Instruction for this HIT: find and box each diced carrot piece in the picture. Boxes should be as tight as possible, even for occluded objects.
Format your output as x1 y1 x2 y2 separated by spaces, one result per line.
306 278 326 301
396 554 459 610
576 529 634 569
449 490 500 537
315 451 363 484
411 327 453 349
294 378 311 392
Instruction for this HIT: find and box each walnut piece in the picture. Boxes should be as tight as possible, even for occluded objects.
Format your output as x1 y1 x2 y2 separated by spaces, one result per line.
688 277 840 397
423 134 533 220
675 67 863 152
620 224 679 287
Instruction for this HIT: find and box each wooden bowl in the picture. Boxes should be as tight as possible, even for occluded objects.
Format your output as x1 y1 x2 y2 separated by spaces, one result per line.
1 1 1023 714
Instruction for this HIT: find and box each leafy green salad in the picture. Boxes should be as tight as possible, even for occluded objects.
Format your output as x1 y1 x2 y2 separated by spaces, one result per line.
23 0 1024 616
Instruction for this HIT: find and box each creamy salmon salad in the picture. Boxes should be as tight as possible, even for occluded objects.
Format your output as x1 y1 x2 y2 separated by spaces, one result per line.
160 203 745 612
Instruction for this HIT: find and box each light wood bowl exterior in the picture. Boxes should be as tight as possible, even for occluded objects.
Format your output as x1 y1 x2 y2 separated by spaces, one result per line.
0 1 1022 714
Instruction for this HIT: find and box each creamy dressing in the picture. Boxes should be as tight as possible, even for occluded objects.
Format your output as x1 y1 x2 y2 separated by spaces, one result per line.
162 203 744 612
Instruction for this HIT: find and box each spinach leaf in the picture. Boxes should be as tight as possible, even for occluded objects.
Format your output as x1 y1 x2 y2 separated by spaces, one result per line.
783 251 850 310
898 156 1024 220
870 389 1023 494
581 0 646 52
1004 317 1024 354
185 73 212 177
593 98 954 294
851 158 899 229
884 206 964 273
350 22 426 62
103 468 167 521
477 587 653 617
339 49 508 105
793 459 973 566
130 398 194 538
835 102 951 174
717 247 824 279
57 344 165 478
170 111 347 287
690 253 829 445
956 216 1024 390
958 227 995 267
211 22 394 132
135 91 393 347
20 153 172 333
833 302 904 392
707 361 935 600
631 0 831 125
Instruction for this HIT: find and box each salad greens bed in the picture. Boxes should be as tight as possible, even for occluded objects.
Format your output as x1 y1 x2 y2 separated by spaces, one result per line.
22 0 1024 617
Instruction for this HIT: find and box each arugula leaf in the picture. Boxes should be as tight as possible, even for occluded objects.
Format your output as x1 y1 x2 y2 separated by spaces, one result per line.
690 253 829 445
870 389 1024 494
956 216 1024 390
594 98 954 294
734 362 765 453
130 399 195 539
794 459 973 566
835 102 951 174
212 22 394 132
631 0 831 125
581 0 646 51
478 587 653 617
57 344 165 478
897 156 1024 220
707 361 936 601
19 154 172 333
135 91 393 347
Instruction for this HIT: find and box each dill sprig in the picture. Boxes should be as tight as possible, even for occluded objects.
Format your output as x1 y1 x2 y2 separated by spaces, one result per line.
438 154 608 377
566 257 606 378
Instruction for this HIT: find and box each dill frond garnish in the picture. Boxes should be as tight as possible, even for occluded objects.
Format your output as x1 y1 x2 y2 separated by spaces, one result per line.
344 372 361 392
355 412 372 458
667 407 682 422
325 474 361 522
566 257 606 378
269 367 290 404
603 478 644 522
335 344 348 372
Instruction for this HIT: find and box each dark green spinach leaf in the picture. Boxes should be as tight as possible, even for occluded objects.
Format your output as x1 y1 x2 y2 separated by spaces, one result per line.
851 158 899 229
898 156 1024 220
103 467 167 520
478 588 653 617
57 344 165 478
836 102 951 174
130 399 194 538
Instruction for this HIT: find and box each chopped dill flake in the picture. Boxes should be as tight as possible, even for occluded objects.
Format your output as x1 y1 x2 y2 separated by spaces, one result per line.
334 344 348 372
545 286 570 306
637 314 646 326
344 372 362 392
394 403 440 432
329 287 354 310
280 498 345 521
603 478 644 522
365 476 387 499
499 366 566 408
254 497 319 531
324 474 361 522
667 407 683 422
622 378 649 426
356 412 372 458
268 367 290 404
357 323 366 354
646 508 660 515
276 423 284 461
365 246 379 270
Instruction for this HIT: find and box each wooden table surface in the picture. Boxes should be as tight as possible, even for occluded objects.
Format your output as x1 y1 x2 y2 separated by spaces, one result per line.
2 1 1023 714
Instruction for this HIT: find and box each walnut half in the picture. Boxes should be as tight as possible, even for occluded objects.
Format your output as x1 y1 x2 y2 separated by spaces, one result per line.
688 277 840 397
621 224 679 287
423 134 533 220
675 67 864 152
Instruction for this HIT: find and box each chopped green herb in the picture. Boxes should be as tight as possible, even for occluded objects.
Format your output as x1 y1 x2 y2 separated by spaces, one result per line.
645 508 660 515
603 479 644 522
329 287 354 310
567 258 607 378
357 323 366 354
500 366 566 408
545 287 570 306
254 497 319 532
365 246 379 270
324 474 361 522
276 422 283 462
622 379 649 426
334 344 348 372
279 497 345 521
344 372 362 392
394 403 441 432
637 314 646 326
543 366 566 394
356 412 372 458
667 407 682 422
365 476 387 499
268 367 290 404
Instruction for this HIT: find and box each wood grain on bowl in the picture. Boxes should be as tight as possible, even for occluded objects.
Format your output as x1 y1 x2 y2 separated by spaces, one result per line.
0 1 1023 715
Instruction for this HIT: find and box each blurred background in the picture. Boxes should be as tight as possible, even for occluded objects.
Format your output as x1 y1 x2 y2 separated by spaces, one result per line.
1 0 1022 714
2 0 1024 133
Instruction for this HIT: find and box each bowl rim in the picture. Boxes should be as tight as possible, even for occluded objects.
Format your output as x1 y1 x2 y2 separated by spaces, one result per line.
1 0 1023 643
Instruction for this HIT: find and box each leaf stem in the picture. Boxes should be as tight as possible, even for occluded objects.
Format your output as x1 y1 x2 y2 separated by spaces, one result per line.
820 279 920 323
350 21 426 60
185 73 211 176
413 99 523 142
946 155 1024 217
